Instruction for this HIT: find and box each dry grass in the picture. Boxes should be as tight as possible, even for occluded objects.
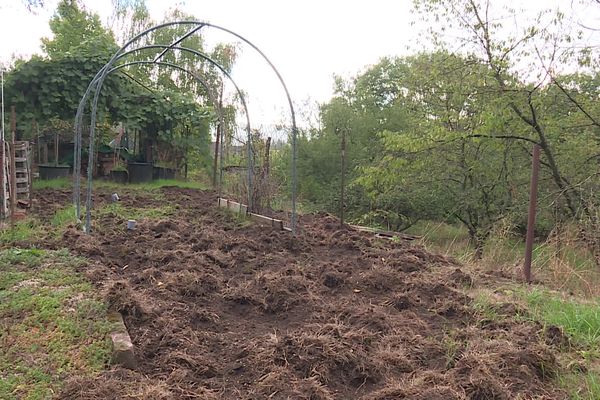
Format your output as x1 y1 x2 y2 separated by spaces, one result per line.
410 220 600 298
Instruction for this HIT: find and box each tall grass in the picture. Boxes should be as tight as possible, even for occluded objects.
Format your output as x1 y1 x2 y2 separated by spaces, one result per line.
409 220 600 298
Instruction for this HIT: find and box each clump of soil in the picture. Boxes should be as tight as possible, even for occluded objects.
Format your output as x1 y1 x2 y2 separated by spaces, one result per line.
26 186 568 399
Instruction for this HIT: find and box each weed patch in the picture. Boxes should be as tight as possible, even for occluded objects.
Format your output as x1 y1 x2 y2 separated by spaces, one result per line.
0 248 111 399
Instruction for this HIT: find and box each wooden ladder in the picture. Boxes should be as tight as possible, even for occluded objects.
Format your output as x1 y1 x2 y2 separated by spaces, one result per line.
1 141 32 219
13 141 32 208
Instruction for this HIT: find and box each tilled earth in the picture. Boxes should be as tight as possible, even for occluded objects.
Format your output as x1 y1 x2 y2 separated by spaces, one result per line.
28 187 568 399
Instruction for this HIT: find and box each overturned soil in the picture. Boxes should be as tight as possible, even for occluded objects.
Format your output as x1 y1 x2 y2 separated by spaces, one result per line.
29 187 568 399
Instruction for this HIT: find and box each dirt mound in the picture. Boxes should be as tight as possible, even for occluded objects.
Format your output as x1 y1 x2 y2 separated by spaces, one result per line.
26 187 568 399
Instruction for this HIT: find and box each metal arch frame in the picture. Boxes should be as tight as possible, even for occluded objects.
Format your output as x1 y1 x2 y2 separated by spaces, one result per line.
109 59 229 187
114 44 254 208
74 46 252 231
73 44 239 217
75 20 298 233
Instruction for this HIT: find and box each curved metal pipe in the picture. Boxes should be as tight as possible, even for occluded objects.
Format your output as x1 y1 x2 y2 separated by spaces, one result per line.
75 46 252 232
109 60 227 190
75 21 297 232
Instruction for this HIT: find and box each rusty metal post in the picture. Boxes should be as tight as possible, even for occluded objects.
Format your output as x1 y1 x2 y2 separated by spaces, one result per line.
340 128 346 227
0 68 4 220
524 144 541 283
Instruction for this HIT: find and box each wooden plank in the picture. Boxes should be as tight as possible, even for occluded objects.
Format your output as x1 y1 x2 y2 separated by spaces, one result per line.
249 213 284 230
217 197 247 214
350 224 420 241
218 198 285 231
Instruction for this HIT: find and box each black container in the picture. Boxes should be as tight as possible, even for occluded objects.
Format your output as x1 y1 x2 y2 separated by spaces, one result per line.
127 162 153 183
39 165 70 180
109 170 128 184
153 166 176 180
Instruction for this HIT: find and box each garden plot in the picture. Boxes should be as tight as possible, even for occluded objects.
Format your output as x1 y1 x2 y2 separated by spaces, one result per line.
2 185 582 399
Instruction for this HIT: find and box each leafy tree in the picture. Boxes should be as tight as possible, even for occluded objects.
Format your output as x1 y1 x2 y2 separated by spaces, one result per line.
41 0 117 58
4 54 127 137
411 0 600 219
354 52 532 252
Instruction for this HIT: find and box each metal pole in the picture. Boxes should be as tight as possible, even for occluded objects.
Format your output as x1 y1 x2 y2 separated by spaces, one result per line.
1 67 4 142
340 128 346 227
1 67 5 220
79 55 241 232
219 82 226 195
219 123 225 193
212 87 223 188
523 144 541 283
74 21 296 230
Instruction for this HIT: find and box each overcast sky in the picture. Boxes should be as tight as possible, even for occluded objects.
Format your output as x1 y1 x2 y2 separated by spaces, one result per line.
1 0 598 128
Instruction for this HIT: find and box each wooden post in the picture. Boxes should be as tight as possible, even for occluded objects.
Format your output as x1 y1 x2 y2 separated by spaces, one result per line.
10 106 16 223
523 144 541 283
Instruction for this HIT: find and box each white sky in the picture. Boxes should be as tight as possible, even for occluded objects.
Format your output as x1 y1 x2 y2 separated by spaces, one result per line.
1 0 599 129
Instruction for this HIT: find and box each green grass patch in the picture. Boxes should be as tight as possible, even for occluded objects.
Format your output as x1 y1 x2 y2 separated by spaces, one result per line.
0 248 111 399
516 287 600 399
0 219 44 246
520 288 600 347
34 177 205 192
51 205 78 228
95 178 206 191
32 177 71 190
0 206 79 246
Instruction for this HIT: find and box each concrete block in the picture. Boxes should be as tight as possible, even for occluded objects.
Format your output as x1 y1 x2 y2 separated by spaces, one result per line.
108 310 137 370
